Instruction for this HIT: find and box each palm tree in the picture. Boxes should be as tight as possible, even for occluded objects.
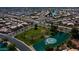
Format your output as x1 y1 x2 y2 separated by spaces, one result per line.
50 22 58 36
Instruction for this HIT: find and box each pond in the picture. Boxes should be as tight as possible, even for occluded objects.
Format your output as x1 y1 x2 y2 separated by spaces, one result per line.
33 32 70 51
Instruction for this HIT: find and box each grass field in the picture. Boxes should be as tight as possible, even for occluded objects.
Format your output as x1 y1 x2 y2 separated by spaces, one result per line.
15 26 49 45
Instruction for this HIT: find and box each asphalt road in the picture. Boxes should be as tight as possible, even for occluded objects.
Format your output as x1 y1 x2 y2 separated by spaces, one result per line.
0 33 32 51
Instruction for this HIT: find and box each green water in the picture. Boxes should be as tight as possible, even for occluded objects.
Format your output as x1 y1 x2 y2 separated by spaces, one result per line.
0 48 8 51
33 32 70 51
0 45 8 51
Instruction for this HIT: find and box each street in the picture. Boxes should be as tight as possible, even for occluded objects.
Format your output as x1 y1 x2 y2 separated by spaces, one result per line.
0 33 32 51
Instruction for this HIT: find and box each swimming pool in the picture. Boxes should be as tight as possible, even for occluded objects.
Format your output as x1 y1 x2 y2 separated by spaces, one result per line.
33 32 70 51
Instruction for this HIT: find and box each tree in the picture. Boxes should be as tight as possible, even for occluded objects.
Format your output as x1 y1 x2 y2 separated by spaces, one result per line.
50 22 58 36
70 27 79 39
58 21 62 25
45 47 54 51
7 43 16 51
67 40 76 49
45 45 54 51
3 38 8 41
34 24 38 30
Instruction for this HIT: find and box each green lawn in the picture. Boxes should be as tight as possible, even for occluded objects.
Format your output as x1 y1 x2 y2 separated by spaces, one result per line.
15 26 49 45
